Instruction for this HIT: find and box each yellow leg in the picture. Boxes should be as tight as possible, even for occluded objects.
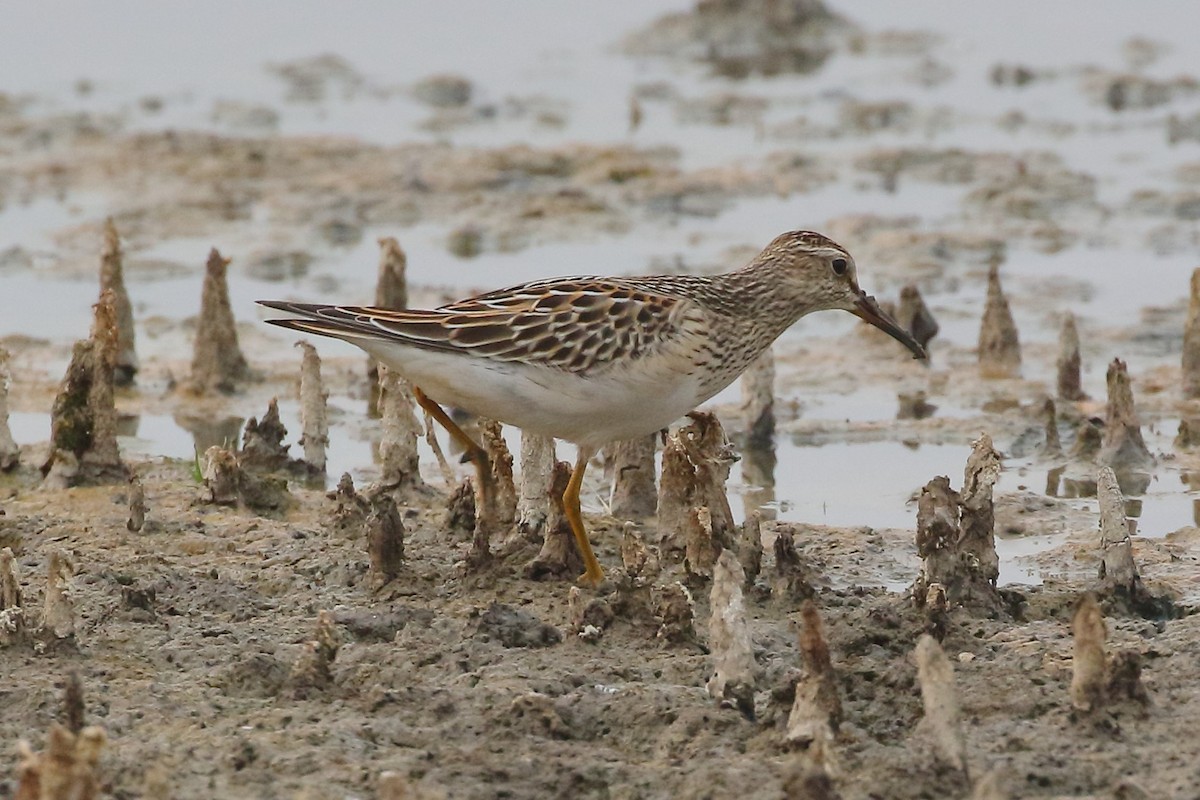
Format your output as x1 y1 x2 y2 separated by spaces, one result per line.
412 386 492 500
565 447 605 587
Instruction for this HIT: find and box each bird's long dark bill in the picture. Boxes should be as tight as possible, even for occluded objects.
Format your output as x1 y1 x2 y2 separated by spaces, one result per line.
853 293 927 360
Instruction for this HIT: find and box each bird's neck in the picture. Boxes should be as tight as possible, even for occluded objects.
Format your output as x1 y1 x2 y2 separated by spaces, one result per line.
710 265 815 334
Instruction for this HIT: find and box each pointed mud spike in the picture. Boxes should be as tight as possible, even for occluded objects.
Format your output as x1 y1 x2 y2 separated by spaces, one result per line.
43 291 127 487
296 341 329 473
481 419 517 528
190 248 251 393
367 237 409 417
285 610 340 698
1040 397 1062 458
655 582 696 644
0 348 18 472
377 367 424 494
43 550 76 640
367 494 405 583
1098 358 1153 472
740 348 776 449
605 435 658 520
516 432 555 539
1184 268 1200 399
1057 313 1085 401
914 634 967 775
897 283 939 351
706 550 756 719
1070 593 1107 712
524 462 584 581
978 264 1021 378
127 475 146 533
737 512 763 588
99 218 138 386
785 600 843 748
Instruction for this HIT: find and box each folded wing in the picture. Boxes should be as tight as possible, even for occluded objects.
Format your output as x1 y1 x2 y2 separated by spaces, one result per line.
259 277 684 373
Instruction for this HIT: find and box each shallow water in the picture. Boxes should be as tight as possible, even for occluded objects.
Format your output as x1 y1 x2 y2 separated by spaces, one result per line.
5 1 1200 589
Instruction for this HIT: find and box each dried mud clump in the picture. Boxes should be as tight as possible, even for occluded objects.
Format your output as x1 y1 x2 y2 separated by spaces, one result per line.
378 771 448 800
964 159 1098 221
913 433 1002 614
199 445 292 514
625 0 854 80
42 290 128 487
1086 70 1199 112
772 529 815 603
14 723 107 800
1 546 24 646
238 397 319 486
329 472 369 532
657 412 738 556
189 248 252 393
239 398 291 472
473 602 561 649
444 478 476 540
412 73 474 108
567 585 615 640
199 446 240 506
655 582 697 644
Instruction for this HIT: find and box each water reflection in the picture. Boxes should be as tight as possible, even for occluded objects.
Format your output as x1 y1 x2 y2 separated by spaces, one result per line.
896 391 937 421
116 413 139 438
1043 466 1151 500
174 413 244 455
740 438 777 522
1182 472 1200 526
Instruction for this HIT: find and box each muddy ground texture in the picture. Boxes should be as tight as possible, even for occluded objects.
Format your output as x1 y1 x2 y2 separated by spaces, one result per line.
4 2 1200 798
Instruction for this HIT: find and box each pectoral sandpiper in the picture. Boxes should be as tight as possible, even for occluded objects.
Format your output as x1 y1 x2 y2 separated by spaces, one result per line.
260 230 926 586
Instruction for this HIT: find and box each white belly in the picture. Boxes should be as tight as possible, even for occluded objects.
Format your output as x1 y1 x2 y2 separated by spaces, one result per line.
363 340 710 448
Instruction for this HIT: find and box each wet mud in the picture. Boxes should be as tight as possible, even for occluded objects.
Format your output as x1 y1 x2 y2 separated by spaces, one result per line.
3 1 1200 798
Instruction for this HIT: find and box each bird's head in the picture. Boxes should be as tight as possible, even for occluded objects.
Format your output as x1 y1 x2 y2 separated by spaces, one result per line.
754 230 927 360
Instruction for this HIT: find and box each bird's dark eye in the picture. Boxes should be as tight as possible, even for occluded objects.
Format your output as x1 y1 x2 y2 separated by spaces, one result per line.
831 257 848 275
